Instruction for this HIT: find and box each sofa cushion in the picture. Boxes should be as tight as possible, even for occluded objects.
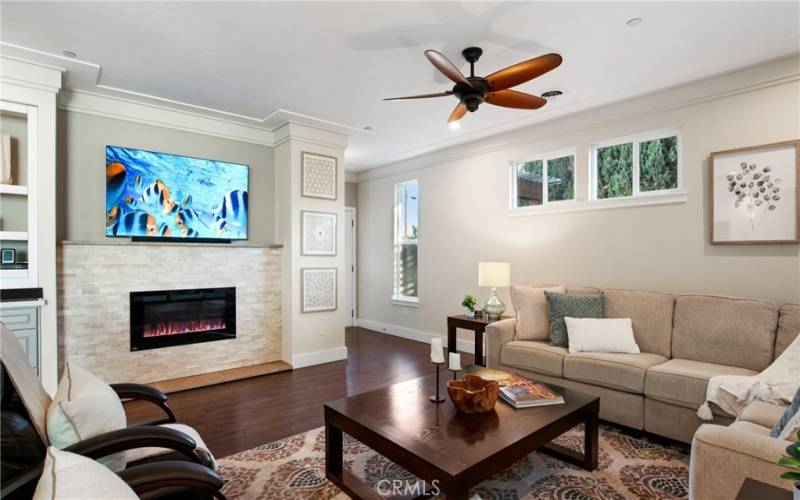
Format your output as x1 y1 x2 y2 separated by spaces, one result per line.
33 447 137 500
545 291 604 347
604 289 674 358
644 358 758 412
500 340 567 377
563 352 667 394
672 295 778 371
510 284 565 340
776 303 800 358
728 421 772 437
739 401 790 429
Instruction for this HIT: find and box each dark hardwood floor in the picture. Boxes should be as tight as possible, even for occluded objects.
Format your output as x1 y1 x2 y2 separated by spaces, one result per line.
125 327 473 458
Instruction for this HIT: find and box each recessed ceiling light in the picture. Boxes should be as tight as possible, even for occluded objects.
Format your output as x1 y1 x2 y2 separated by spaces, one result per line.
62 50 77 58
542 90 563 100
363 126 373 132
449 121 461 130
626 17 643 27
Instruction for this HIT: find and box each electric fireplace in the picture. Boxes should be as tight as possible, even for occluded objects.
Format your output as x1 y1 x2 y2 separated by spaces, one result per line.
130 287 235 351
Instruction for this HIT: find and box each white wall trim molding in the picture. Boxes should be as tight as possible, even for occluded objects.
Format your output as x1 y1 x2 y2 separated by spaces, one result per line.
291 346 349 369
354 56 800 182
59 90 275 146
506 191 689 218
357 319 476 354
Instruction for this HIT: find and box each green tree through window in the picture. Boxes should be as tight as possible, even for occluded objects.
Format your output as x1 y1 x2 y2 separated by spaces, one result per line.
547 156 575 202
640 136 678 192
597 143 633 199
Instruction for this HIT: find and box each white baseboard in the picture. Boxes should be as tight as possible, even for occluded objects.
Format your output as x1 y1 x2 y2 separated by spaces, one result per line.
292 346 348 369
356 319 475 354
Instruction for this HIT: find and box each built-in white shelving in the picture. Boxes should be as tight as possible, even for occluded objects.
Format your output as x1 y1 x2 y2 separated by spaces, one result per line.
0 231 28 241
0 184 28 195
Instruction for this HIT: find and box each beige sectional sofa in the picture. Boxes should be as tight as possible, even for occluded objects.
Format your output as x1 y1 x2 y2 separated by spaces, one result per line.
485 288 798 444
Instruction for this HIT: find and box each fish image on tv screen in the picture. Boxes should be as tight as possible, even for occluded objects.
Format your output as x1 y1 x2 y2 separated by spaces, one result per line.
105 146 249 240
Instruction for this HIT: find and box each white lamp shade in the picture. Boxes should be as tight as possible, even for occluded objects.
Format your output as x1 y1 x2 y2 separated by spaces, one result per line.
478 262 511 288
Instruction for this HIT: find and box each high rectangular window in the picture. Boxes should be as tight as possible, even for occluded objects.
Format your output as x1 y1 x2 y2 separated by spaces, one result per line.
592 130 681 200
393 180 418 303
511 151 575 208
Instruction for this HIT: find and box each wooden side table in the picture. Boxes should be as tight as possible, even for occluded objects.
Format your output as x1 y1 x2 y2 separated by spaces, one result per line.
447 314 512 366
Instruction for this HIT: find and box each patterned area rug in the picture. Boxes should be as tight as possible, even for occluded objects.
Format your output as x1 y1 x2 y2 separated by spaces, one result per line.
218 423 689 499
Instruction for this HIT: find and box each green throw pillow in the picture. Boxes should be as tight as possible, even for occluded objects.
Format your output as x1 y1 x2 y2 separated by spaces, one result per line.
544 291 604 347
770 388 800 438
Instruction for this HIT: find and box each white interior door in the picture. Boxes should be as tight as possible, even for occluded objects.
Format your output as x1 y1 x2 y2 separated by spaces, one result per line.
345 207 356 327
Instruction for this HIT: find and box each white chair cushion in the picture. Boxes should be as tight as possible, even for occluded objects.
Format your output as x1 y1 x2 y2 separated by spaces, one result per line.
510 284 566 340
46 363 127 471
565 317 641 354
33 447 137 500
125 423 216 469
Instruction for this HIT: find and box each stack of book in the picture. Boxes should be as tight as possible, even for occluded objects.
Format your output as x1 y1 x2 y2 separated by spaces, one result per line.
498 374 565 409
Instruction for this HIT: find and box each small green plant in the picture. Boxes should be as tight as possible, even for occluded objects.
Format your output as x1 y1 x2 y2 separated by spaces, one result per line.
461 294 477 312
779 429 800 485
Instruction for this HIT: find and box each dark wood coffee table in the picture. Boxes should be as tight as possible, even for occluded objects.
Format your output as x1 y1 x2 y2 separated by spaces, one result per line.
324 373 599 499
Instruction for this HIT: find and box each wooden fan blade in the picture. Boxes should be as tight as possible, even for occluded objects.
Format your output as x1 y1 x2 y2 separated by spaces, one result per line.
448 102 467 123
485 90 547 109
425 50 473 88
485 53 562 91
383 91 453 101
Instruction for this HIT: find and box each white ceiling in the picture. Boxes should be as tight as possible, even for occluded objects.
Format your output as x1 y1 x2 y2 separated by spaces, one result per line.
2 2 798 170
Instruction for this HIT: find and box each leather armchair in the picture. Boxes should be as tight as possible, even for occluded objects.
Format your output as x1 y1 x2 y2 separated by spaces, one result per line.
110 383 177 425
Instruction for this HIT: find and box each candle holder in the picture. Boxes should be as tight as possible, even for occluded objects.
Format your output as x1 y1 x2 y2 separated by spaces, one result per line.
430 362 446 403
450 368 461 381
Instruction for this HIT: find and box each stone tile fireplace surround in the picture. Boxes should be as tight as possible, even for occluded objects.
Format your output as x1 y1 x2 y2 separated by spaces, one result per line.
57 241 282 384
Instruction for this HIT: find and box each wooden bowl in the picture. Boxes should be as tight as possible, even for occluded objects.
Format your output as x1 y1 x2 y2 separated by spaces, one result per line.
447 375 500 414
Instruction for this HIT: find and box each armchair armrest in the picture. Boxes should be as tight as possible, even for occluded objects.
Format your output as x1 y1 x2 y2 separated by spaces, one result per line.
0 465 43 500
111 383 176 424
63 425 201 465
690 423 793 500
486 318 515 369
117 460 225 500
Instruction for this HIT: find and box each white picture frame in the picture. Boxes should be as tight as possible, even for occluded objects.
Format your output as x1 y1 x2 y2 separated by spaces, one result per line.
301 151 337 200
301 268 337 313
710 140 799 244
301 211 337 256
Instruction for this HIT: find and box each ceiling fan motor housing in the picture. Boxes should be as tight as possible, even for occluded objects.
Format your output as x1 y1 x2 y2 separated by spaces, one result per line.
454 78 489 112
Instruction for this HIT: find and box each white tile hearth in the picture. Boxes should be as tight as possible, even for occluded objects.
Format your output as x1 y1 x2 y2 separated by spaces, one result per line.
57 243 282 384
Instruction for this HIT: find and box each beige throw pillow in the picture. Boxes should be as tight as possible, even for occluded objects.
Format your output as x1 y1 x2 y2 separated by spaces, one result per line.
34 447 138 500
511 284 566 340
46 363 127 471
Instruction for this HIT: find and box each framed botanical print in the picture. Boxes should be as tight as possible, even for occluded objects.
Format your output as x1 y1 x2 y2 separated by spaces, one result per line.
301 210 337 256
301 151 337 200
301 268 337 313
710 140 799 244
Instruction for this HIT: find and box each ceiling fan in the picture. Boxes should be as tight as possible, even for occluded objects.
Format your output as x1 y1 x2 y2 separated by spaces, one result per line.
384 47 562 124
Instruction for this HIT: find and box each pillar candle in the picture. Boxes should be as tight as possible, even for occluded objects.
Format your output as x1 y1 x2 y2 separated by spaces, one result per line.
430 337 444 363
448 352 462 371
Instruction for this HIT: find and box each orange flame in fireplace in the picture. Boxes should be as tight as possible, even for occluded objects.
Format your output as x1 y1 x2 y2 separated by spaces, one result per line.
143 319 226 338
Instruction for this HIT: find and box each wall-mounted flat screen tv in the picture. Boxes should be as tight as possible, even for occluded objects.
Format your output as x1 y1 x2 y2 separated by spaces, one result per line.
105 146 249 240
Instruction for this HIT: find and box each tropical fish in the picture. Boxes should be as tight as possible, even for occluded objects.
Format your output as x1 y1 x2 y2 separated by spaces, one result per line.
182 194 192 207
109 212 157 236
213 217 227 237
157 223 171 237
134 174 143 192
124 196 138 209
180 226 199 238
106 162 127 205
135 180 177 215
175 208 207 231
106 206 120 227
212 190 248 227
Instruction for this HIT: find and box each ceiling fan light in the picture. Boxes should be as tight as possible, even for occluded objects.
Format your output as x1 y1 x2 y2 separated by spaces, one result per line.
449 121 461 130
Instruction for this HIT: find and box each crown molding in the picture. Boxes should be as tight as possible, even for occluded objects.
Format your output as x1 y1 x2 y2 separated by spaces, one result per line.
0 56 63 92
354 54 800 183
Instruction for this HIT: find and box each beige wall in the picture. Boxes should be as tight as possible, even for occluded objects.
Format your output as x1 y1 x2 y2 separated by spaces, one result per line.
356 56 800 342
56 110 275 244
345 181 358 207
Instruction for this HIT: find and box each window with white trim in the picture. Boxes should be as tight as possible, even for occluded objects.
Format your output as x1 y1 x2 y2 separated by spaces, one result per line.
591 129 682 200
511 150 576 208
393 180 418 304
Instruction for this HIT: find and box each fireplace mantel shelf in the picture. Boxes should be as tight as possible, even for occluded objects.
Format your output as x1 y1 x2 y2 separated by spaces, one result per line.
59 240 283 249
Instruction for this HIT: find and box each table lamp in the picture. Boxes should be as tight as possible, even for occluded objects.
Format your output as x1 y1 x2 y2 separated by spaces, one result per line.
478 262 510 319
